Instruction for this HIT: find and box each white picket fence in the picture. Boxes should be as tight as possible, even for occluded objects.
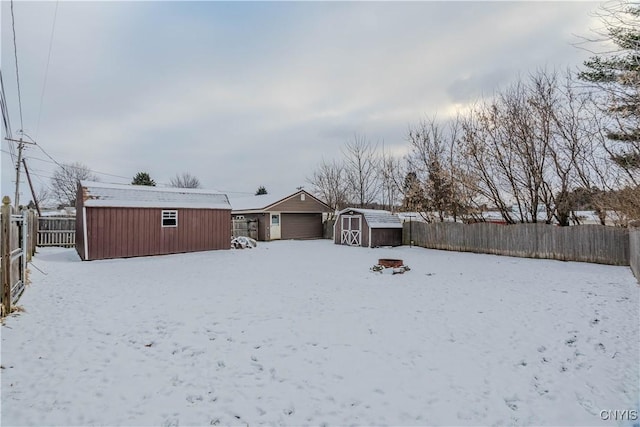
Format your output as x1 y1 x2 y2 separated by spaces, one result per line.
37 216 76 248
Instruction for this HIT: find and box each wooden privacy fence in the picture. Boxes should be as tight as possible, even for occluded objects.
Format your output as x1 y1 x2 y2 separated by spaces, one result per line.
403 221 630 266
1 197 37 316
38 216 76 248
323 219 335 239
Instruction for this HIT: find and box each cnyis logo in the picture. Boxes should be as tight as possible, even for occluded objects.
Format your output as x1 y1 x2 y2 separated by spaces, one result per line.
599 409 638 421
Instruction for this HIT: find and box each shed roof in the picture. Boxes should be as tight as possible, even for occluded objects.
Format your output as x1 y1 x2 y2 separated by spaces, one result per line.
338 208 403 229
80 181 230 209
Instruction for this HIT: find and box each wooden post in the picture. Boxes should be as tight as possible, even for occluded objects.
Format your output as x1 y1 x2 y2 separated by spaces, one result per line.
31 210 38 256
22 159 41 216
2 196 12 316
22 210 28 272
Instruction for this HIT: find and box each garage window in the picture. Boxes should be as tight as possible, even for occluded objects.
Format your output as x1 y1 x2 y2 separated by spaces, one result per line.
162 210 178 227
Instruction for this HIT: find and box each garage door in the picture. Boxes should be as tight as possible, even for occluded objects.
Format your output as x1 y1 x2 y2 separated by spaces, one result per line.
281 213 323 239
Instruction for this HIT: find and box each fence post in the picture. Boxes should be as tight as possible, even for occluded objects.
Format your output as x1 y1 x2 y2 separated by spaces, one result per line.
2 196 12 316
630 220 640 283
22 209 28 274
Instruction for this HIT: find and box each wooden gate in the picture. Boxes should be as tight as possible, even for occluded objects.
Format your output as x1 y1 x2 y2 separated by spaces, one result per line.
341 215 362 246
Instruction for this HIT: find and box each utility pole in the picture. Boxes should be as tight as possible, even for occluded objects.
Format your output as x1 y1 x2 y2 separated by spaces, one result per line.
22 158 41 215
5 137 35 209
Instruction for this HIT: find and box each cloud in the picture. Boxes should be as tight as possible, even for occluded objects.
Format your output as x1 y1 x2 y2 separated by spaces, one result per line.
2 1 601 202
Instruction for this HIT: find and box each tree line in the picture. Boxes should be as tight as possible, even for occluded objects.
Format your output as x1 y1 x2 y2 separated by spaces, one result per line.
307 1 639 225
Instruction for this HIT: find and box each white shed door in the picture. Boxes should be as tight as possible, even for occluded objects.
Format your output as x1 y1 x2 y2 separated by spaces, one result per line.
340 215 361 246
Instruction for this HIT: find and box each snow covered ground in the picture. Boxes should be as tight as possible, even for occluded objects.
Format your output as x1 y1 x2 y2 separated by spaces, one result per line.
2 240 638 426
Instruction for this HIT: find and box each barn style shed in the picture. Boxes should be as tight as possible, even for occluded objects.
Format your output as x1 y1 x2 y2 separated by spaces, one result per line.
334 208 403 248
76 181 231 261
230 190 332 241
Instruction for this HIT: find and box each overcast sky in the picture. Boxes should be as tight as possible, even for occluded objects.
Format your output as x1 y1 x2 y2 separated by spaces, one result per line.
1 1 602 205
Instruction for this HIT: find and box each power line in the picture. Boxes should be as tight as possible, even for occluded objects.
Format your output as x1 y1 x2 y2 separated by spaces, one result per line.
10 0 24 132
33 141 62 168
0 70 13 136
28 146 131 181
35 0 59 140
0 70 16 163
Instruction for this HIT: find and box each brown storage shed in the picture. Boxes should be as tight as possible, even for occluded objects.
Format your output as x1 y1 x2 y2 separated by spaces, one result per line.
334 208 403 248
230 190 332 241
76 181 231 261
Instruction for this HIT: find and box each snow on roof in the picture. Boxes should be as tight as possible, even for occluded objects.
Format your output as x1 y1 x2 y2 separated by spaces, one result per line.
338 208 403 229
228 193 287 211
80 181 230 209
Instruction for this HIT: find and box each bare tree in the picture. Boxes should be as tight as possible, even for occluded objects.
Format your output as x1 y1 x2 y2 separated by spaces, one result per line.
35 185 54 209
378 145 405 211
50 162 98 206
342 135 380 208
406 117 456 222
169 172 201 189
458 68 625 224
306 159 349 212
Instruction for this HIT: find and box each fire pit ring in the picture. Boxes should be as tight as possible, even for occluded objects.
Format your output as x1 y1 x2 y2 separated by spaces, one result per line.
378 258 404 268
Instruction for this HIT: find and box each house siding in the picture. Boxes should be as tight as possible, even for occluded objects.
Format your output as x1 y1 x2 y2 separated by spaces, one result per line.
83 207 230 260
268 192 332 213
281 213 323 239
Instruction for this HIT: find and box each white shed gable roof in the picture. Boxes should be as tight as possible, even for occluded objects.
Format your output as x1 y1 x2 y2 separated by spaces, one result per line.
80 181 230 209
338 208 403 229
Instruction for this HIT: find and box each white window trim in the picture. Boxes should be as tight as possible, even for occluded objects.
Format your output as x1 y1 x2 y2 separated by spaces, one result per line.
162 210 178 228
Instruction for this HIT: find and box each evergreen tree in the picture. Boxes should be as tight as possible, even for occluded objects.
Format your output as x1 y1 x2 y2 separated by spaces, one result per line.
132 172 156 186
255 186 268 195
426 159 452 222
402 171 424 211
579 0 640 179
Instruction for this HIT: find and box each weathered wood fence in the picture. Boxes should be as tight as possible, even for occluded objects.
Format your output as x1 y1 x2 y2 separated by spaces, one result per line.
38 216 76 248
1 197 37 316
231 218 258 240
630 222 640 282
323 219 335 239
403 222 630 266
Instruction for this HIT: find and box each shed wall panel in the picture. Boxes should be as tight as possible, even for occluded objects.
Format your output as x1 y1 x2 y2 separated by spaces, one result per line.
371 228 403 247
281 213 323 239
76 194 86 260
362 221 370 248
86 207 230 260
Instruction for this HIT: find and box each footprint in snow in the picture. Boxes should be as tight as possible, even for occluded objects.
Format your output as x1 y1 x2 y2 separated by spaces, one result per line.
504 397 519 411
